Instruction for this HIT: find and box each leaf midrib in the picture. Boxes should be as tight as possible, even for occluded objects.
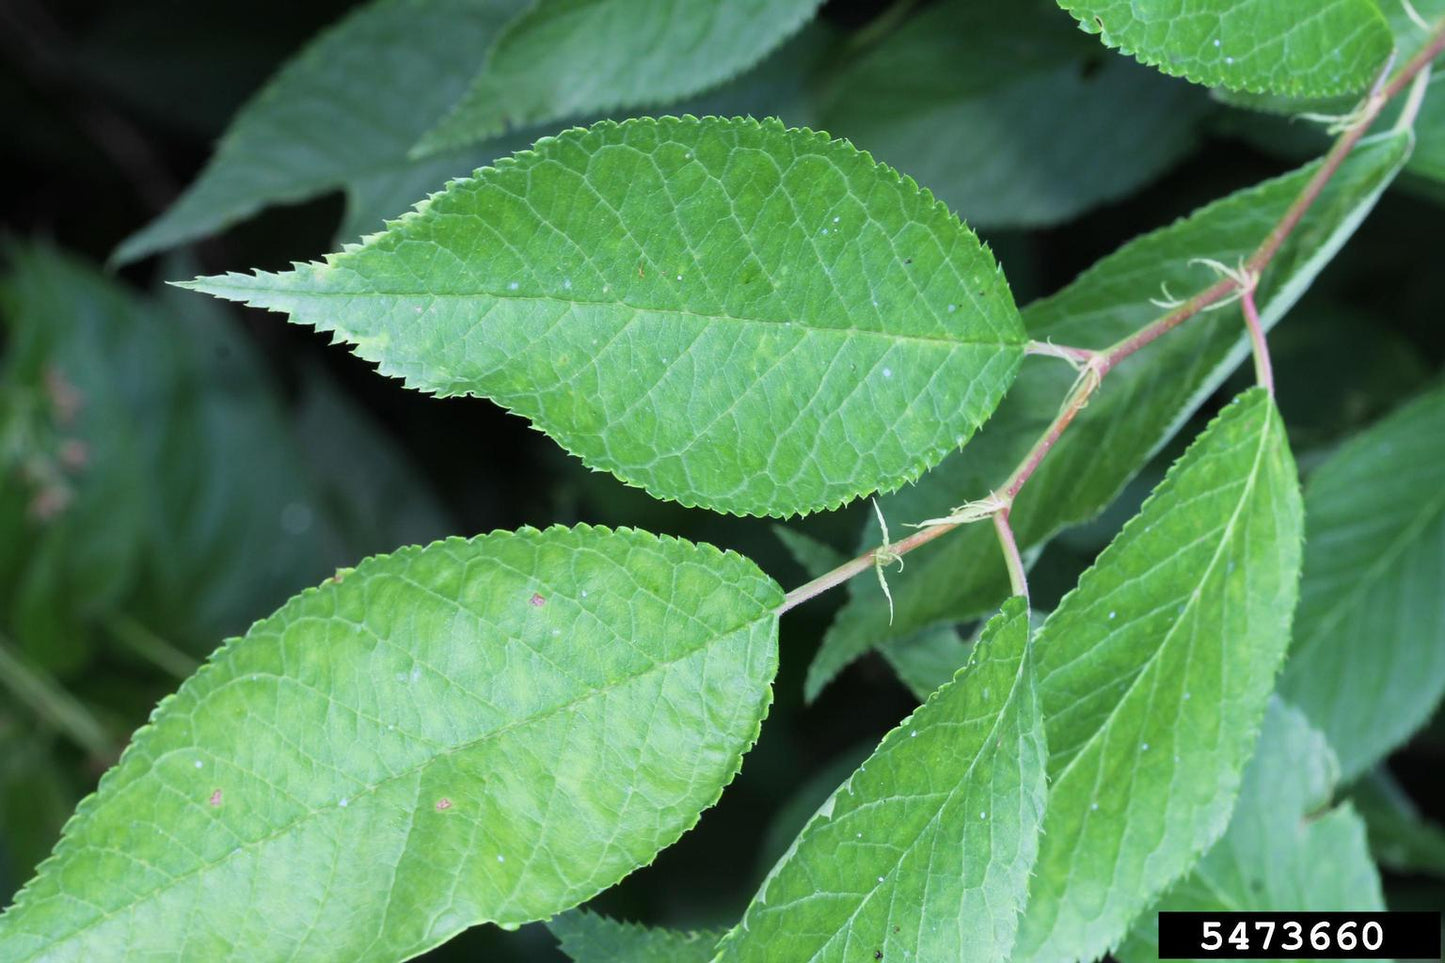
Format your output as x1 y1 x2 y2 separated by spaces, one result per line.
11 608 775 958
745 638 1032 962
1047 404 1274 790
206 280 1023 352
1023 403 1276 960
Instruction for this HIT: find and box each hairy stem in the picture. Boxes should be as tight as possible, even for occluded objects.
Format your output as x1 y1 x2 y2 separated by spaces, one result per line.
1250 24 1445 275
1002 365 1103 499
1025 339 1100 366
1099 278 1237 369
779 517 958 612
777 19 1445 617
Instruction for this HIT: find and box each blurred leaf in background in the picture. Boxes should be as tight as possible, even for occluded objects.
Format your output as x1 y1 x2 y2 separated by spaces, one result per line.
0 244 450 905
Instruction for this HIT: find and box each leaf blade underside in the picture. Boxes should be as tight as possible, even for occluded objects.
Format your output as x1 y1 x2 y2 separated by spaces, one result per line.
1279 382 1445 780
0 526 781 961
1013 389 1304 961
717 597 1045 963
1116 699 1385 963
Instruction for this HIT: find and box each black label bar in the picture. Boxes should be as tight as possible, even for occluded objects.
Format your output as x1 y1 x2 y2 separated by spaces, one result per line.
1157 911 1441 959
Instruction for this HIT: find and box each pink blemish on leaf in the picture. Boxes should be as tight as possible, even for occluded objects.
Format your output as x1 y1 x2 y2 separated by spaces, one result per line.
435 797 453 811
529 593 546 607
208 790 223 807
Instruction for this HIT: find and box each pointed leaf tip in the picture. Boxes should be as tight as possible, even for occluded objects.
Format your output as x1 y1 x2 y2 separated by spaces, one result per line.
184 117 1026 518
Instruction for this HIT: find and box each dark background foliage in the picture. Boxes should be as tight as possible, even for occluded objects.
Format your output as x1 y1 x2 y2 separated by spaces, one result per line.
2 0 1443 958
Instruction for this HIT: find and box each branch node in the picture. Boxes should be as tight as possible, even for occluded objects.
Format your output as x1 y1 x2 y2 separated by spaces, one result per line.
1296 103 1372 135
1066 353 1107 409
912 491 1010 529
871 498 904 624
1298 50 1399 134
1026 339 1101 370
1188 257 1256 310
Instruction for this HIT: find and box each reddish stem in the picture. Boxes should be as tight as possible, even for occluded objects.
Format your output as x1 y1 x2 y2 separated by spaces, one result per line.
777 21 1445 617
779 518 959 613
1241 285 1274 396
993 509 1028 600
1101 279 1236 370
1002 374 1097 500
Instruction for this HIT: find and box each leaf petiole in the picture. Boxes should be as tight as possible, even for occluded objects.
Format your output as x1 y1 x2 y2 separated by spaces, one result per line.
777 13 1445 614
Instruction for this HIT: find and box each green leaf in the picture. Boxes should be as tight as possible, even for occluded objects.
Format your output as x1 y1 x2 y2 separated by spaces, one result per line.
414 0 822 153
806 130 1410 701
716 597 1045 963
1058 0 1392 98
132 275 342 646
753 741 872 879
548 909 722 962
340 18 834 244
1277 382 1445 780
112 0 525 265
0 526 782 960
0 727 73 906
1212 1 1445 197
1013 389 1303 962
883 609 1053 703
1 245 153 670
1116 699 1384 963
183 116 1027 519
820 0 1209 229
1413 74 1445 191
879 623 970 702
1215 0 1445 117
1351 768 1445 878
772 525 847 581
